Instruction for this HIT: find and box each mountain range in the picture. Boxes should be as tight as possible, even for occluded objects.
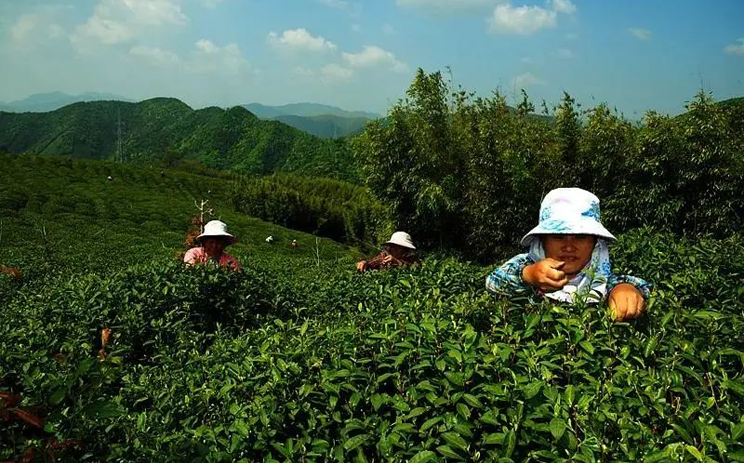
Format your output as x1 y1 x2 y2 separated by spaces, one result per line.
0 91 132 113
243 102 379 119
0 97 357 181
0 93 378 139
242 102 380 139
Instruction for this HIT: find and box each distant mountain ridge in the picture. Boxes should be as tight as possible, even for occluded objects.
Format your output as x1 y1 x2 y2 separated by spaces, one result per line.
0 97 357 180
0 91 132 113
243 102 379 119
243 102 379 139
274 114 370 139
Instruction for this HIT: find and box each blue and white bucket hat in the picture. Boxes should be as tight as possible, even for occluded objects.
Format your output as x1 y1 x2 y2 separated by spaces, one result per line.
520 188 616 247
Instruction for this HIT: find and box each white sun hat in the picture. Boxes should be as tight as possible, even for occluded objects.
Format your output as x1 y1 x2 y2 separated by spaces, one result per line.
197 220 236 245
520 188 616 247
384 231 416 250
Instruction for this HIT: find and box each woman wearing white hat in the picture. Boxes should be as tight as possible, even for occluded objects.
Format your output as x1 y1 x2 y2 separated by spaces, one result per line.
356 231 417 273
486 188 651 321
183 220 241 270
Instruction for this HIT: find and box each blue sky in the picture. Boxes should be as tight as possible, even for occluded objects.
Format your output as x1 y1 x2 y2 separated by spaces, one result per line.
0 0 742 116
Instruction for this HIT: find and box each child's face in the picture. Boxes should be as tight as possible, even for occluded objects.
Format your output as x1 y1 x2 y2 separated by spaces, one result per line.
202 237 226 257
542 234 596 276
384 243 408 259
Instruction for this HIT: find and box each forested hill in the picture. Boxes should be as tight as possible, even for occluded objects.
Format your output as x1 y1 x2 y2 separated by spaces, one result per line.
0 98 357 181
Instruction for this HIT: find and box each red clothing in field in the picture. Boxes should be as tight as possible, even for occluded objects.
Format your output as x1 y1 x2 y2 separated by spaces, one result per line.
360 251 416 271
183 247 241 270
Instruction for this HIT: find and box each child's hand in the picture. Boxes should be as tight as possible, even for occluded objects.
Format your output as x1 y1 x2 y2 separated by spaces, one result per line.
609 283 645 321
522 258 569 292
382 254 402 265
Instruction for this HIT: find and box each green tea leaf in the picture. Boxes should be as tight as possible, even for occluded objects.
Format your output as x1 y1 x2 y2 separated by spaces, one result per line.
480 411 500 427
550 417 566 440
442 432 468 452
83 400 124 419
579 341 595 355
685 445 703 461
419 416 442 433
505 429 516 458
410 450 437 463
523 381 542 399
370 393 385 411
732 422 744 441
436 445 463 460
462 393 483 409
343 434 369 451
644 336 659 358
483 433 504 445
456 403 471 420
49 387 67 405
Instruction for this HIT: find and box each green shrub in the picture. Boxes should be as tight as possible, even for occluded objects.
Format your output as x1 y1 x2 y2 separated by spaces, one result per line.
2 234 743 462
232 173 390 248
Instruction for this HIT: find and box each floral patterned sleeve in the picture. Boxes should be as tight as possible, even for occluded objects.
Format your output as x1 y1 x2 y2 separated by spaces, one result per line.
607 274 653 300
486 253 536 295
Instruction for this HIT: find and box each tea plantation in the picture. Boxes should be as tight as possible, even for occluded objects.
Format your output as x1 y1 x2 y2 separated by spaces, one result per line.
1 155 743 462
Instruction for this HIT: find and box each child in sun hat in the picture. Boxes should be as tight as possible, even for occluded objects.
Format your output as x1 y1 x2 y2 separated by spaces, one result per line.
485 188 651 321
356 231 417 273
183 220 241 270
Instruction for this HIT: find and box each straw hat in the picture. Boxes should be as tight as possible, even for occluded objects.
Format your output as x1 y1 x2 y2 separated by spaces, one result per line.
520 188 616 247
197 220 236 245
384 231 416 250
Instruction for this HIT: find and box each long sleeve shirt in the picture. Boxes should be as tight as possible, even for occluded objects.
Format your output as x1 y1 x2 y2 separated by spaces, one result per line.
485 253 652 300
359 251 416 272
183 247 241 271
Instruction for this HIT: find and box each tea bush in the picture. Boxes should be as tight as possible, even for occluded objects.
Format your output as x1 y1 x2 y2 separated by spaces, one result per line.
2 232 743 462
2 153 743 462
231 174 390 249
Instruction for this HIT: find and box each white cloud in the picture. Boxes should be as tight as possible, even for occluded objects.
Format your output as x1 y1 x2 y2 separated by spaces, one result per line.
200 0 233 8
489 4 556 35
191 39 251 76
127 40 251 76
488 0 575 35
195 39 218 54
342 45 408 73
129 45 180 66
724 38 744 56
566 32 578 40
71 0 187 46
317 0 350 9
10 13 65 48
556 48 574 59
396 0 504 14
320 63 354 82
10 15 36 43
628 28 652 40
120 0 187 26
520 56 534 64
73 16 133 45
513 72 545 88
293 66 315 77
351 23 362 32
267 28 337 52
551 0 576 15
382 23 396 35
